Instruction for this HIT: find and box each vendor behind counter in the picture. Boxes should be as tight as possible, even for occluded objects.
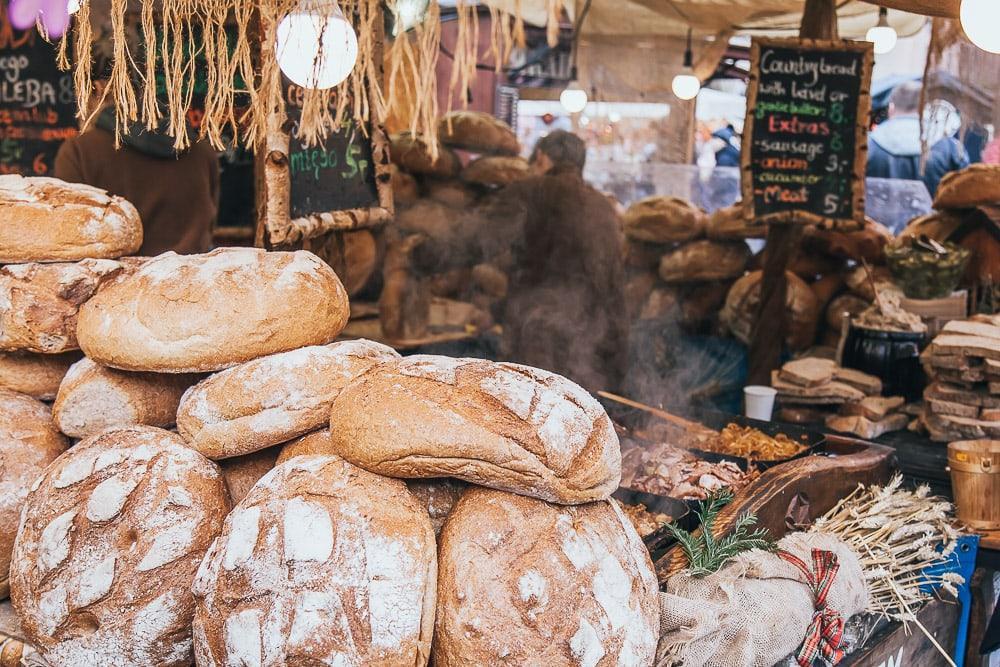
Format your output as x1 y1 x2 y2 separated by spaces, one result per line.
55 105 219 256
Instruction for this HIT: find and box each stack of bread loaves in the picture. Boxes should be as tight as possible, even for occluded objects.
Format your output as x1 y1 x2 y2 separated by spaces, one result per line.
383 110 524 340
5 179 659 664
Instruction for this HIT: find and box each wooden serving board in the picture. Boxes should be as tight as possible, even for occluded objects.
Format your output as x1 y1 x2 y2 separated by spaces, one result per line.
656 435 896 580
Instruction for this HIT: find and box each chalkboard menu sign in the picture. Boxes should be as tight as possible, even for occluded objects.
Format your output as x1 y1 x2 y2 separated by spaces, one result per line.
284 82 381 220
742 38 873 228
0 7 77 176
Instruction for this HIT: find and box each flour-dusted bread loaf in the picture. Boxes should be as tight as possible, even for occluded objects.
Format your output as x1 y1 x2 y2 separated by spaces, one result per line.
658 239 751 283
439 110 520 156
275 428 335 464
177 339 400 459
0 390 69 599
328 356 622 504
407 478 466 536
192 454 437 666
0 351 80 401
218 447 280 503
9 426 229 667
434 487 659 666
934 164 1000 209
52 358 199 439
0 175 142 263
76 248 350 373
706 203 766 240
623 196 706 244
390 132 460 178
0 259 135 354
461 155 531 187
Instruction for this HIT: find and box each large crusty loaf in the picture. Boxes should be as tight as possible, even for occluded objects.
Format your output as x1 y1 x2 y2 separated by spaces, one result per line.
275 428 335 464
328 356 622 504
433 486 660 666
76 248 350 373
461 155 531 187
0 351 80 401
658 239 751 283
0 259 136 354
623 196 706 244
53 357 199 439
0 175 142 263
438 111 520 156
390 132 460 177
218 447 280 503
9 426 229 667
722 270 819 351
177 339 400 459
192 454 437 666
706 204 766 240
0 390 69 599
933 164 1000 209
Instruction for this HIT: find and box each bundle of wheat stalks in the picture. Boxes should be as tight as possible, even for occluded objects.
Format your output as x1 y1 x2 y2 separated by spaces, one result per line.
812 474 964 621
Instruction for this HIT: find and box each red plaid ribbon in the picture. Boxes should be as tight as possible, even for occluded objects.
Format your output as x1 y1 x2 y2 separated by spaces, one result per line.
777 548 846 667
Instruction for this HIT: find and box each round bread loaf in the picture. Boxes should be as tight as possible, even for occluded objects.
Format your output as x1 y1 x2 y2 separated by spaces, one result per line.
192 454 437 666
327 356 622 504
9 426 229 667
721 270 819 351
390 164 420 207
658 240 751 283
933 164 1000 210
623 196 706 244
0 390 69 599
406 478 466 536
177 339 400 459
53 358 200 439
275 428 335 464
0 259 134 354
390 132 460 177
316 229 378 296
76 248 350 373
434 487 659 666
0 175 142 263
218 447 280 503
706 204 766 240
461 156 531 187
438 111 520 156
0 351 80 401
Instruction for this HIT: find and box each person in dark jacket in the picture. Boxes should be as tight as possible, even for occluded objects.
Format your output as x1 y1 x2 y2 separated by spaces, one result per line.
866 81 968 197
414 130 627 393
711 124 741 167
56 100 219 256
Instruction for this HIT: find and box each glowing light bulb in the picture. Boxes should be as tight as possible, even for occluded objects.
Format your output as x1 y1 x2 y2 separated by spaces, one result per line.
962 0 1000 54
866 8 897 55
276 1 359 90
560 81 588 114
608 110 622 123
672 70 701 100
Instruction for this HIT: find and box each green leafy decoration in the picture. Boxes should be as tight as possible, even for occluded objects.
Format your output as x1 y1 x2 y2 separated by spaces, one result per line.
664 489 774 576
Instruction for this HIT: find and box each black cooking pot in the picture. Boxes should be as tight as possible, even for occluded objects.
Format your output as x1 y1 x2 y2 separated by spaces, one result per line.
841 325 927 401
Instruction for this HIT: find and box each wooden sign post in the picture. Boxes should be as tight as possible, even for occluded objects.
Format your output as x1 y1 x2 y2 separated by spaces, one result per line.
742 38 873 228
0 7 77 177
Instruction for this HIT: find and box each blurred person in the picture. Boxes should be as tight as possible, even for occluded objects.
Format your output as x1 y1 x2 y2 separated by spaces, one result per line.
710 124 741 167
55 80 220 255
867 81 968 197
414 130 627 393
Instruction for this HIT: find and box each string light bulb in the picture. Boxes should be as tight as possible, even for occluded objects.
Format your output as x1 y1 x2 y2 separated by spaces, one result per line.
961 0 1000 54
276 0 359 90
560 68 588 114
671 29 701 101
866 7 897 55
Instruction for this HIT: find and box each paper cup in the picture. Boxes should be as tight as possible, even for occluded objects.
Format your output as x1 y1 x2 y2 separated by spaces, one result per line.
744 386 778 422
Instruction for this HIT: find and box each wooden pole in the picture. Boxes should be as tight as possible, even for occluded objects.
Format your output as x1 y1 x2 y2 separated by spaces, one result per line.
747 0 839 385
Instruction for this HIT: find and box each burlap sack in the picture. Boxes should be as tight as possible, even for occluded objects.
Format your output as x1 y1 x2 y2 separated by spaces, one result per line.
656 532 868 667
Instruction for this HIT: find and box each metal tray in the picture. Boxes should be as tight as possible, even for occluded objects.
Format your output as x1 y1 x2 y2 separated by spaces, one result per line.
613 487 694 562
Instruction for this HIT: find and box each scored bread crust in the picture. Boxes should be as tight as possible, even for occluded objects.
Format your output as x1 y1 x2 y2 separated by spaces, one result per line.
0 259 137 354
0 175 142 263
0 351 80 401
9 426 229 667
433 487 660 666
53 357 200 439
933 163 1000 210
623 196 707 244
176 340 400 459
438 111 520 156
192 455 437 667
0 390 69 599
327 356 622 505
76 248 351 373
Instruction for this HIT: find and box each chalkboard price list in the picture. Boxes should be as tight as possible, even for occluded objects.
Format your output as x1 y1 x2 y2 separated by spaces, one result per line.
743 39 872 225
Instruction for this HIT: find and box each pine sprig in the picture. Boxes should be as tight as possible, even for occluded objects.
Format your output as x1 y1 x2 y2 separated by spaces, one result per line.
664 489 775 576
